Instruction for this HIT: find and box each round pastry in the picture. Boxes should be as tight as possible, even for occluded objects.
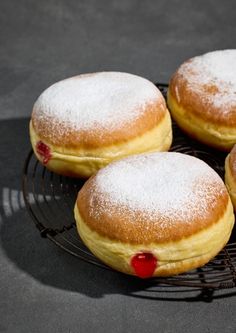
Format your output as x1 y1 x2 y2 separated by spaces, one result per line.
30 72 172 178
225 144 236 210
167 49 236 151
74 152 234 278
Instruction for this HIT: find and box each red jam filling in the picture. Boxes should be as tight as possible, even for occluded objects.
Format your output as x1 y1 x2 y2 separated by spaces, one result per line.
36 141 51 164
131 252 157 278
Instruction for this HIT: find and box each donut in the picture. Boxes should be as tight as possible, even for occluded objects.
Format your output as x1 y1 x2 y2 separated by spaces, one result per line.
30 72 172 178
167 50 236 151
225 144 236 210
74 152 234 278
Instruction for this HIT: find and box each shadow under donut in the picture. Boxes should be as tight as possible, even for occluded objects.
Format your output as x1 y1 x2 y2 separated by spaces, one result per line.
0 118 235 302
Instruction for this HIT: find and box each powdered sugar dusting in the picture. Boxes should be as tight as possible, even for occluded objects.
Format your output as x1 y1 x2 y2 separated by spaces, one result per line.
89 152 225 227
178 49 236 111
33 72 161 135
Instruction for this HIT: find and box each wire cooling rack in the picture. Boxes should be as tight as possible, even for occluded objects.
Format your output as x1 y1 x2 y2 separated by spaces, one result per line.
22 83 236 289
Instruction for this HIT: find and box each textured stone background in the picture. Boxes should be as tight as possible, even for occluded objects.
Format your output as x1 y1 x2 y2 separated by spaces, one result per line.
0 1 236 332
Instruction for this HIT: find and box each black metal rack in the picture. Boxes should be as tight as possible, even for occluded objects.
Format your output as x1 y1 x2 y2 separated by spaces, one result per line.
22 83 236 289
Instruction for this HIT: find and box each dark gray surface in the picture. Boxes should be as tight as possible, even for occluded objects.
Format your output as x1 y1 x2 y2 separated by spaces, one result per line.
0 1 236 332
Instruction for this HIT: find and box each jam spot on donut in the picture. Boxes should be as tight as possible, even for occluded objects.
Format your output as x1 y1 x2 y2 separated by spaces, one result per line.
36 141 51 164
131 252 157 278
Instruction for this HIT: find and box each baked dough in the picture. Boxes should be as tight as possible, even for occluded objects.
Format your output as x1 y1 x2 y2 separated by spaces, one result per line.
30 72 172 177
168 50 236 151
75 152 234 277
225 144 236 210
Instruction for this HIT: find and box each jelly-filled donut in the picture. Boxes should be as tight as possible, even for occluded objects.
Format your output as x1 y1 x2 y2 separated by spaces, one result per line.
74 152 234 278
225 144 236 210
167 50 236 151
30 72 172 178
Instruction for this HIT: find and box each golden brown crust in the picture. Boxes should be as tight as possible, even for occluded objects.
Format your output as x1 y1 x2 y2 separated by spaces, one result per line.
229 144 236 181
169 61 236 127
225 153 236 211
76 175 229 245
31 101 167 149
167 89 236 151
31 72 168 150
30 111 172 178
74 200 234 277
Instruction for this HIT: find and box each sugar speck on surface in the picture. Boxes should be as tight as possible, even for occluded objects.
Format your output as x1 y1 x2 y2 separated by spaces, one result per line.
33 72 161 134
89 152 225 226
178 49 236 111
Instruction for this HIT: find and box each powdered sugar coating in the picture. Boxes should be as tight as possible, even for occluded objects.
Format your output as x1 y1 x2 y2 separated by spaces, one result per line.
32 72 162 139
177 49 236 112
89 152 226 226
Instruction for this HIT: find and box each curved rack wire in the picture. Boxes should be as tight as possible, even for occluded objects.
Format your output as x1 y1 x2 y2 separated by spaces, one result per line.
22 83 236 289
